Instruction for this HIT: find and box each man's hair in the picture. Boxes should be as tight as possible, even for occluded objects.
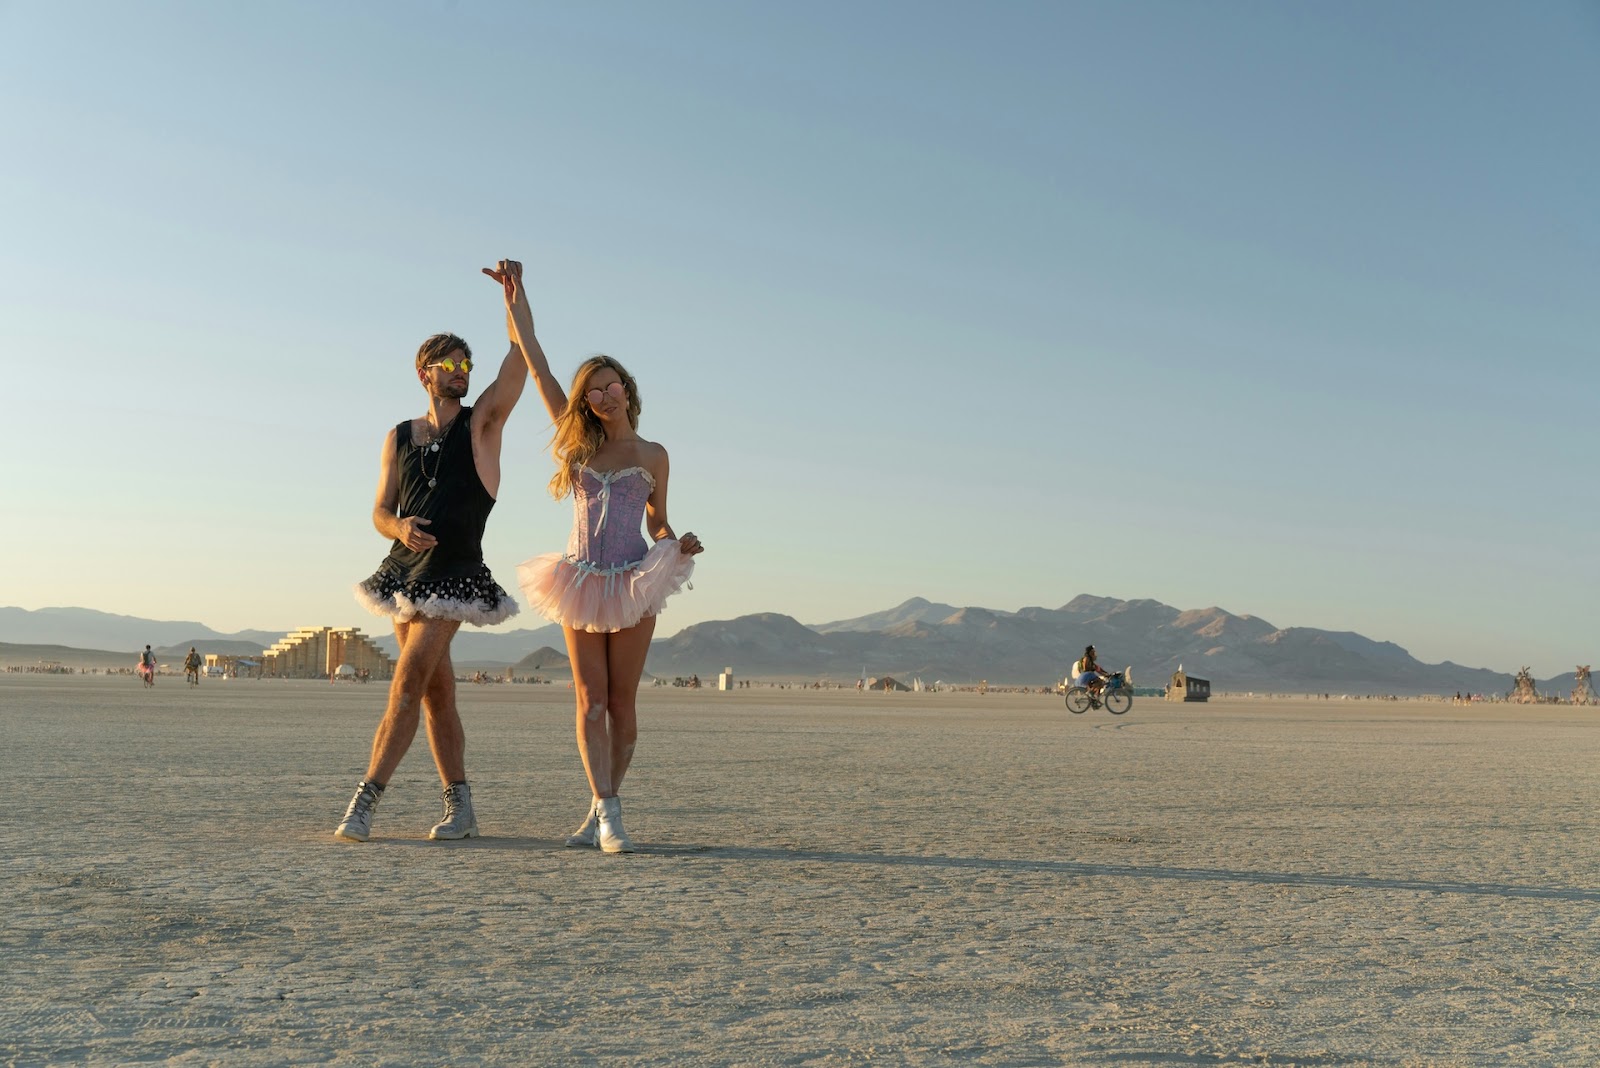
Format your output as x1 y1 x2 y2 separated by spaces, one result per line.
415 333 471 372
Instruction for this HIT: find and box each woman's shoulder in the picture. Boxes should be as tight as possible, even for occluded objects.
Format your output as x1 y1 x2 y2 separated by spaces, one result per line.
637 439 670 480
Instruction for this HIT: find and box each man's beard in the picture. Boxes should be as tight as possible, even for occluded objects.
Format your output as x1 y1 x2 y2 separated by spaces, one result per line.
433 382 468 401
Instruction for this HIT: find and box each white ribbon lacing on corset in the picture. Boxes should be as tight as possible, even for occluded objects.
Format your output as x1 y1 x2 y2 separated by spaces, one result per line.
567 466 651 597
592 469 616 535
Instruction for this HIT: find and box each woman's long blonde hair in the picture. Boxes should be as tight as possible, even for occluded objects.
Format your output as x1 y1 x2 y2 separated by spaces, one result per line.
548 355 642 499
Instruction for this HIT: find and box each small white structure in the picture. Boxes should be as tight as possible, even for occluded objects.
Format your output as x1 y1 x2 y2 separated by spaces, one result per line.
718 666 735 691
1167 667 1210 702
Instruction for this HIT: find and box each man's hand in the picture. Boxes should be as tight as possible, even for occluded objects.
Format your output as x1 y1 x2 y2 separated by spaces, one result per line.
397 516 437 552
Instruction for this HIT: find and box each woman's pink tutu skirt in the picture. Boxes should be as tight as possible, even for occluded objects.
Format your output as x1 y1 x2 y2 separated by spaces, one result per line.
518 539 694 633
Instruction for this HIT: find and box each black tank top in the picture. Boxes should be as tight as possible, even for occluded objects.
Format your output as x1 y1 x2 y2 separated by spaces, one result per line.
382 406 496 583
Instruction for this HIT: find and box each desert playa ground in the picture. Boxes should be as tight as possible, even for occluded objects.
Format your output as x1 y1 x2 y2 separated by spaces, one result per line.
4 675 1597 1067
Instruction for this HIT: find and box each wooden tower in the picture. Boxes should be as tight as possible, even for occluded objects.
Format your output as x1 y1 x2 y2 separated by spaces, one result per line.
1512 666 1537 705
1572 665 1594 706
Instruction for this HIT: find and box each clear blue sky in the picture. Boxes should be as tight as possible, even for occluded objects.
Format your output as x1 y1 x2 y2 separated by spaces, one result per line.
3 1 1596 676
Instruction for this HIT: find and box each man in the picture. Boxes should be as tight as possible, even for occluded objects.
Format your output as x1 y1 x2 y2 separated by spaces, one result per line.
337 260 541 843
139 645 156 688
183 647 202 687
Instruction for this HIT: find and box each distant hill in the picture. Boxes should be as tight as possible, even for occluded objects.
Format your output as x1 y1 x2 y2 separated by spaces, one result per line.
372 624 566 663
4 596 1556 694
0 642 139 669
648 595 1522 695
154 639 268 658
0 607 279 652
0 606 564 666
512 646 572 677
812 597 963 633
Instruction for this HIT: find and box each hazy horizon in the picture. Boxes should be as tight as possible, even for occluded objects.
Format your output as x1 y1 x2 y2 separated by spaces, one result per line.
1 593 1586 681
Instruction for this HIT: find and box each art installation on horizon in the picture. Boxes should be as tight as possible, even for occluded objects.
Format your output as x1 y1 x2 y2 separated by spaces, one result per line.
1572 665 1593 706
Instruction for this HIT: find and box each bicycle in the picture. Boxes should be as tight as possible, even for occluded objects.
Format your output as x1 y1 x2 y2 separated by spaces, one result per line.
1064 669 1132 715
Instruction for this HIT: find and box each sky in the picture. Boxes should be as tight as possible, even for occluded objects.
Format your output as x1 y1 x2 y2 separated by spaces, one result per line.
2 1 1596 677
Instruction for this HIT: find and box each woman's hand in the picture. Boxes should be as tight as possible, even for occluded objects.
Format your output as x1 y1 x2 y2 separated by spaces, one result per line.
481 259 524 310
679 532 704 555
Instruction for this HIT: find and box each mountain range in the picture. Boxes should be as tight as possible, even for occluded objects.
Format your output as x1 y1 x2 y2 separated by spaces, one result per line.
0 599 1563 696
646 596 1534 695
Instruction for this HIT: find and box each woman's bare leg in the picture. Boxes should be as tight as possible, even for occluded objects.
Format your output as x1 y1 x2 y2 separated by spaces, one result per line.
564 626 614 797
604 615 655 790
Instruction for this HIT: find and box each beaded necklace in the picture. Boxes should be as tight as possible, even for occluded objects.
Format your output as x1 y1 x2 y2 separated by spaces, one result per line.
416 412 460 490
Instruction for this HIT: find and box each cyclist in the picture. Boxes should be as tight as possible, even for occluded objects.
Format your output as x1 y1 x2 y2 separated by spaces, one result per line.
1073 645 1110 700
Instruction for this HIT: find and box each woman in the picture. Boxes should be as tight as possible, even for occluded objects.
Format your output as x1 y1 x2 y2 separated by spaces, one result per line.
1075 645 1108 695
489 263 703 854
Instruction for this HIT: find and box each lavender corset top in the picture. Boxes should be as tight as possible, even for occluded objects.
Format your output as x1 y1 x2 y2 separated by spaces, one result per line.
566 465 656 570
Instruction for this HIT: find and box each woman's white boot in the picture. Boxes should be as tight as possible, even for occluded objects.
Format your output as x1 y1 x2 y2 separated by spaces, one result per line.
565 798 601 848
596 796 635 854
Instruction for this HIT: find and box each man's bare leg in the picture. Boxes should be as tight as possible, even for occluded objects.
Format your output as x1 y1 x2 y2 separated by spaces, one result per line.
365 617 461 785
421 646 465 785
418 641 479 839
336 616 462 842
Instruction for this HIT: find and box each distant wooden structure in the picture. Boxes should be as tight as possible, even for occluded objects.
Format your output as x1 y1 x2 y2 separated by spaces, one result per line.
204 653 262 679
1572 665 1594 706
1511 666 1537 705
259 626 393 680
1166 668 1210 702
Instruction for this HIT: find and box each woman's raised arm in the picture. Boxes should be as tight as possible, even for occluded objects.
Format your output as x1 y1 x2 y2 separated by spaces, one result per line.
483 260 567 423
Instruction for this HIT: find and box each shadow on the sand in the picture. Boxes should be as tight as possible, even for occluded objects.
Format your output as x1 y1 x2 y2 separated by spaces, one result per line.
644 843 1600 903
321 835 1599 902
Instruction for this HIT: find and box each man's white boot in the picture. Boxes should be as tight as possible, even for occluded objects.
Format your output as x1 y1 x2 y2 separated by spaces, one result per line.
429 781 479 840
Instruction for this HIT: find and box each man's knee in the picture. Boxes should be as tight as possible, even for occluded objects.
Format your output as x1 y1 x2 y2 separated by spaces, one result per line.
425 670 456 702
387 679 428 714
423 696 460 726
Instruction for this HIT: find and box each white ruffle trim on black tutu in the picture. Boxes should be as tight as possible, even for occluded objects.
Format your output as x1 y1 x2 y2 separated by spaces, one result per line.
355 563 520 626
517 538 694 634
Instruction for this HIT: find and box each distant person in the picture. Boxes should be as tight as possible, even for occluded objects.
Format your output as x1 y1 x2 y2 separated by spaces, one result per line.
183 647 202 687
1073 645 1110 698
335 259 532 844
509 287 703 854
138 645 156 688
